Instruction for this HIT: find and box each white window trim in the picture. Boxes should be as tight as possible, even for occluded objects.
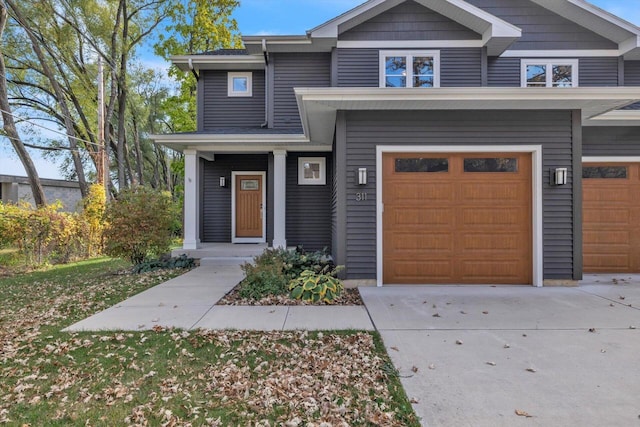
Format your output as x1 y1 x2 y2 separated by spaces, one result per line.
376 145 543 288
298 157 326 185
228 72 253 97
379 50 441 88
521 59 579 88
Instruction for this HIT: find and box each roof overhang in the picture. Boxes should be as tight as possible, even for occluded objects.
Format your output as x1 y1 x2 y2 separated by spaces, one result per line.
308 0 521 56
242 36 336 54
584 110 640 127
171 55 265 72
531 0 640 59
150 133 327 153
295 87 640 145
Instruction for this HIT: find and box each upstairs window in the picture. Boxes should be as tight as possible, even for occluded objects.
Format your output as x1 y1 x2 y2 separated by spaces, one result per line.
228 72 252 97
521 59 578 88
379 51 440 88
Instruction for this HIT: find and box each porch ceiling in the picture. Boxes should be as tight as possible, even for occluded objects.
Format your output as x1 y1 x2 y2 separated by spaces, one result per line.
295 87 640 145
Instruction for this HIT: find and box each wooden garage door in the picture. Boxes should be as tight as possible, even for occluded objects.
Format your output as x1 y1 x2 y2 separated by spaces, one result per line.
583 163 640 273
383 153 532 284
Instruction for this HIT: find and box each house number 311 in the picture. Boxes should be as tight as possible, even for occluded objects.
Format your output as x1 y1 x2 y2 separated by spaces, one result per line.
356 192 368 201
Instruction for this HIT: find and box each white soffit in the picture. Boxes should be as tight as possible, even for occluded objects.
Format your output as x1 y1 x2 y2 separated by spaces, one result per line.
584 110 640 127
295 87 640 144
171 55 265 72
531 0 640 58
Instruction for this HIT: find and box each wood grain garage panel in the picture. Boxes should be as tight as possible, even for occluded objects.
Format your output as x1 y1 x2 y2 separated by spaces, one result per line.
383 152 532 284
583 163 640 273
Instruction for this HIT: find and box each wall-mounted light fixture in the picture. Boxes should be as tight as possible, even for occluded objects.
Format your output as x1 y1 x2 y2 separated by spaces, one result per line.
358 168 367 185
552 168 568 186
219 176 226 187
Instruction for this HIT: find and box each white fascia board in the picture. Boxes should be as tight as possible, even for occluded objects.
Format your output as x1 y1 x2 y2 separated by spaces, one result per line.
171 55 264 72
308 0 388 38
501 50 621 58
150 134 319 152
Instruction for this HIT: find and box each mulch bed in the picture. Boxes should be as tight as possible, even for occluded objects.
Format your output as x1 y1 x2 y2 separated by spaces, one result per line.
217 284 364 306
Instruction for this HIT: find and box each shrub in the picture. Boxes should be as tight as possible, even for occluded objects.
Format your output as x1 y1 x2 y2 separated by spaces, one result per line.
237 247 338 300
132 254 195 274
103 187 175 264
289 270 344 304
81 184 106 257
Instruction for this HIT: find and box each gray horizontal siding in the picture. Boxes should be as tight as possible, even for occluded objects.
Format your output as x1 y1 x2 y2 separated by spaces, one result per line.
466 0 618 50
342 110 574 280
340 0 480 41
286 153 333 251
625 61 640 85
580 58 618 86
201 70 265 130
488 58 520 87
273 53 331 129
583 127 640 156
337 48 482 87
441 48 482 87
202 155 269 242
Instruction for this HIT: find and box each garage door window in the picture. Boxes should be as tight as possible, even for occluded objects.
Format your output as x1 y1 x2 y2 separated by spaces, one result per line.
464 158 518 173
395 158 448 173
583 166 627 179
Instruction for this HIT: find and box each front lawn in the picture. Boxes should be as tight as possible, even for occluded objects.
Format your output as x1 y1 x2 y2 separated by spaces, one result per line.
0 258 420 426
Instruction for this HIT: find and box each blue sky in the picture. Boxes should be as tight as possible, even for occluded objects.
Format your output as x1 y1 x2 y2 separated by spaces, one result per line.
1 0 638 180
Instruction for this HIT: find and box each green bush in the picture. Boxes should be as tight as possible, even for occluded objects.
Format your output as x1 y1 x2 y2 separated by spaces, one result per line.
132 254 195 274
238 247 337 300
103 187 176 265
289 270 344 304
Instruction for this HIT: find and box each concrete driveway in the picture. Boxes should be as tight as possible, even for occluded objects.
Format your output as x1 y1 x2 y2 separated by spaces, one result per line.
360 275 640 427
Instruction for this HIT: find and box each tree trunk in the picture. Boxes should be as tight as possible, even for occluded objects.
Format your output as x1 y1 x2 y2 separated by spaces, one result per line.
6 0 89 198
116 0 127 189
0 3 46 206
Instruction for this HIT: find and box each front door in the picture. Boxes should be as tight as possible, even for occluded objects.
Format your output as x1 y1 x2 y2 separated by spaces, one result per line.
234 174 265 241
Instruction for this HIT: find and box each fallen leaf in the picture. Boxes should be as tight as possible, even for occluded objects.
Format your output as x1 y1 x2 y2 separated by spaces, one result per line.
630 326 637 330
455 340 463 345
619 296 626 300
460 311 467 315
482 311 489 315
526 368 537 373
410 398 419 404
428 364 436 370
601 349 607 353
515 409 533 418
504 344 511 349
486 362 496 366
411 366 419 373
432 313 441 318
390 346 399 352
588 328 596 333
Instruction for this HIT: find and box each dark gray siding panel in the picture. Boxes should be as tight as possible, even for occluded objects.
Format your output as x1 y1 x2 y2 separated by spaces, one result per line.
488 58 520 87
343 110 575 280
580 58 619 86
273 53 331 129
202 155 269 242
441 48 482 87
337 49 379 87
286 153 333 251
583 127 640 156
625 61 640 85
337 48 482 88
465 0 618 50
202 71 265 130
340 0 480 41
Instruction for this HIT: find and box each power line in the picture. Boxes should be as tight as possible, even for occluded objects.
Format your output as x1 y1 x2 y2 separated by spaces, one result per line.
0 131 72 151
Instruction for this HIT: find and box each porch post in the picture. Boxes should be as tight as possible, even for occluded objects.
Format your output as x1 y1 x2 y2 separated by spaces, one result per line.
183 149 200 250
273 150 287 248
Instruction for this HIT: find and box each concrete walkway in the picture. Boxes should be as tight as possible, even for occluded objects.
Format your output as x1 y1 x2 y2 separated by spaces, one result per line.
64 264 373 332
360 275 640 427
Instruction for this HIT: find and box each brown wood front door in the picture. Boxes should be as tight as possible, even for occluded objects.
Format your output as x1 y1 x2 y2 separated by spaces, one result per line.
383 152 532 285
583 163 640 273
235 174 263 239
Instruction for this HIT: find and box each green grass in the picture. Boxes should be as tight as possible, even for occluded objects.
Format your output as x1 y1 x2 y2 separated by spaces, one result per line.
0 258 420 426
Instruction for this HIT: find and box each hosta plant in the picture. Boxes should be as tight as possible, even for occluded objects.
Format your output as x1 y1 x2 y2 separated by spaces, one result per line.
289 270 344 304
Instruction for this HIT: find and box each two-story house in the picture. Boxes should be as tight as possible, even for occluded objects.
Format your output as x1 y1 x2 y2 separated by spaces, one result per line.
153 0 640 287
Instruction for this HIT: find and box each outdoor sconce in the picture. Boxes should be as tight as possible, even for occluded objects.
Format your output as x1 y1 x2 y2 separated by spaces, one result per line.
219 176 226 187
358 168 368 185
553 168 568 186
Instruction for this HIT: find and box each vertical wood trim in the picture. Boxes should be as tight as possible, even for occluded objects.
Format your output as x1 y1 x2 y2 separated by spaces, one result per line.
481 47 488 87
572 110 584 280
183 149 201 249
272 151 287 248
618 56 625 86
267 154 274 245
335 111 348 268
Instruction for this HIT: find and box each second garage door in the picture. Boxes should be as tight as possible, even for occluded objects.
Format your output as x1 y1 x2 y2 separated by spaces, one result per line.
382 152 532 285
583 163 640 273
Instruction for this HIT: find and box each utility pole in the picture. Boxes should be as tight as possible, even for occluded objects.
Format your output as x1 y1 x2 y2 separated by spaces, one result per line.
97 57 108 199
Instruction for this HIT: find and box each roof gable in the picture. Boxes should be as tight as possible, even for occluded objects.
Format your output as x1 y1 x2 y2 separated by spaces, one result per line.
340 0 482 42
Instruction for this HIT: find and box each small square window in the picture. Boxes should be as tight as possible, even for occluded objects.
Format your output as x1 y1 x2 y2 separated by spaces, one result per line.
298 157 326 185
521 59 578 88
228 72 252 97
